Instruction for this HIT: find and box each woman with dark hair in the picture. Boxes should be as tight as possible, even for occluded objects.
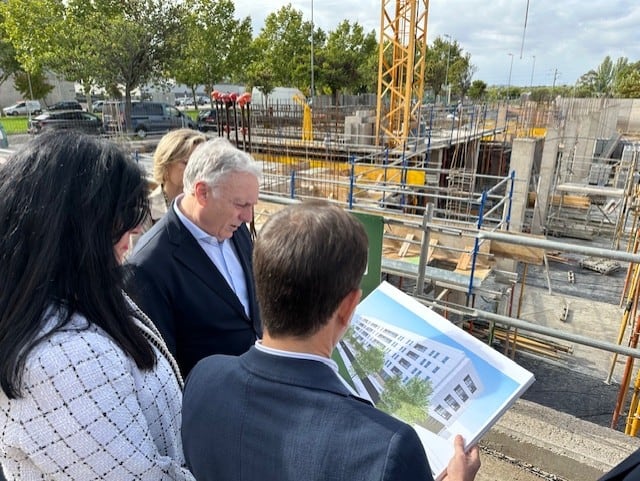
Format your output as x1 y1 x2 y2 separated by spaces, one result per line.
0 131 195 480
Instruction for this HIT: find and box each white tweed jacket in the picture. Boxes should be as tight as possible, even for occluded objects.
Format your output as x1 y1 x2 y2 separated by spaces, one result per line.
0 304 195 481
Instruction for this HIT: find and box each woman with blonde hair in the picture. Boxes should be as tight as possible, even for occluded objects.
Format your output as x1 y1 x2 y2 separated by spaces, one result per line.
149 128 207 225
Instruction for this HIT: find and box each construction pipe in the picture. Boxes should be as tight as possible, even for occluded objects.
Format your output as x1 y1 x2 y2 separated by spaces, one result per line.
478 231 640 265
417 298 640 360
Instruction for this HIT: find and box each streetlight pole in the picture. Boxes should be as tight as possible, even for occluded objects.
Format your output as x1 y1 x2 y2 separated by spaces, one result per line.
529 55 536 89
506 53 514 101
310 0 314 103
444 34 451 105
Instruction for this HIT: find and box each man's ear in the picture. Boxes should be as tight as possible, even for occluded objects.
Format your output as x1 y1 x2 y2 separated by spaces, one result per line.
194 181 209 205
337 288 362 330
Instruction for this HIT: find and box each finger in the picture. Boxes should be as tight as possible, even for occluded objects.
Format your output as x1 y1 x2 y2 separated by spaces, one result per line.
453 434 465 452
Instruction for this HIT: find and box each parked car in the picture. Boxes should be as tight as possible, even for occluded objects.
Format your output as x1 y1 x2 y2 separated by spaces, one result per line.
47 100 83 111
102 101 197 138
197 108 221 132
3 100 42 116
197 108 239 132
92 100 106 113
28 110 103 135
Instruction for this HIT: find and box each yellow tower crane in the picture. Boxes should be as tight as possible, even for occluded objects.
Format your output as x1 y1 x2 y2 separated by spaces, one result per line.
375 0 429 147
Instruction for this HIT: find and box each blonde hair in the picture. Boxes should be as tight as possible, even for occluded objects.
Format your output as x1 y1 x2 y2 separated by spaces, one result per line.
152 129 207 184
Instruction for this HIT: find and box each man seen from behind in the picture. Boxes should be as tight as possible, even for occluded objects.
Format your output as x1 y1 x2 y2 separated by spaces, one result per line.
181 201 481 481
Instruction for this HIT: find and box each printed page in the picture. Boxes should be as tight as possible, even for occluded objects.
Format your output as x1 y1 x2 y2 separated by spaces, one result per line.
336 281 535 480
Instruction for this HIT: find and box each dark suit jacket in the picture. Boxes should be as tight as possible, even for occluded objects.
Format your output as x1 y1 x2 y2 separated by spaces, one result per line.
182 347 434 481
125 206 261 377
599 449 640 481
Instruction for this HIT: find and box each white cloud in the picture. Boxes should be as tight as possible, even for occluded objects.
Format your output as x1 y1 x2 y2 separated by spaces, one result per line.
231 0 640 87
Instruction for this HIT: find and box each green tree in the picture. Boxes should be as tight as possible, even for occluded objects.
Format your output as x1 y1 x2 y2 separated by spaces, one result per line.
2 0 186 130
98 0 186 131
576 56 628 98
171 0 253 107
13 70 53 100
315 20 377 104
0 0 62 73
245 62 276 106
378 375 432 425
467 79 487 101
424 35 472 103
352 345 384 378
0 13 21 90
614 61 640 98
251 5 314 94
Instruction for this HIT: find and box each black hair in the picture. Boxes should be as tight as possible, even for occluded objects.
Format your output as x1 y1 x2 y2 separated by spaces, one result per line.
0 131 155 398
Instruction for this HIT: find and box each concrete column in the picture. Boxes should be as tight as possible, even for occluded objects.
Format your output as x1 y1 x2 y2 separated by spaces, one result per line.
561 118 579 183
573 112 600 181
509 138 538 233
531 128 560 235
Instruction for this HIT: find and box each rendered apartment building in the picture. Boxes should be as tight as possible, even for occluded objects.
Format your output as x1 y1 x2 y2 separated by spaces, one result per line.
350 314 483 428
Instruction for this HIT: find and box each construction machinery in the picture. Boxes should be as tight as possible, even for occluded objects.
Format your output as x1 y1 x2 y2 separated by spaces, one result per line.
375 0 429 147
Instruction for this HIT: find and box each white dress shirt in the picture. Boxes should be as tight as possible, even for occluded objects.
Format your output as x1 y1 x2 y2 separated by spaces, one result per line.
173 195 250 316
254 340 359 396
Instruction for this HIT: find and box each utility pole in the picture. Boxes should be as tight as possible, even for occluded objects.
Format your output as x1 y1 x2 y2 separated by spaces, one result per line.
506 53 514 101
444 34 451 105
529 55 536 89
310 0 315 103
551 68 560 97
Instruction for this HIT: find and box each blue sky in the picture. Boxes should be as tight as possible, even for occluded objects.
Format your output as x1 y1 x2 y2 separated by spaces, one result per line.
232 0 640 87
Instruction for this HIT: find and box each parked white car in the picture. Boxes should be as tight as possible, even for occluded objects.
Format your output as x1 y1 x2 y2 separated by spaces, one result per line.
3 100 42 116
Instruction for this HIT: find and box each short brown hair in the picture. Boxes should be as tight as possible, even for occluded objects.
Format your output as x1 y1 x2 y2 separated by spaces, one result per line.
253 201 368 338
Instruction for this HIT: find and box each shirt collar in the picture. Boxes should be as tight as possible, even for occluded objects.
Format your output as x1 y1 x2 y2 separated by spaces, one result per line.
254 340 339 374
174 194 221 245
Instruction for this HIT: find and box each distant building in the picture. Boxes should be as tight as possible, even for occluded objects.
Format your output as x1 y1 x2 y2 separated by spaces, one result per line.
350 314 483 428
0 73 76 110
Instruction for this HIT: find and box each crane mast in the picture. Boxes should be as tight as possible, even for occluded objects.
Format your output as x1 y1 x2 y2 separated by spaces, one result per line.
375 0 429 147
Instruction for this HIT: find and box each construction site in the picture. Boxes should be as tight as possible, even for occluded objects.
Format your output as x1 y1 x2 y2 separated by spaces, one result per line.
2 1 640 479
221 95 640 481
162 2 640 478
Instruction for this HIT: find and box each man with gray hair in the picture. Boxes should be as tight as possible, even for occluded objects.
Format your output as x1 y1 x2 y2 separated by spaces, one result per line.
126 137 263 377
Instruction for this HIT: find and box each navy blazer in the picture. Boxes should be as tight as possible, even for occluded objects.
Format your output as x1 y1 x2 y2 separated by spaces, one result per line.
125 206 261 377
599 449 640 481
182 347 433 481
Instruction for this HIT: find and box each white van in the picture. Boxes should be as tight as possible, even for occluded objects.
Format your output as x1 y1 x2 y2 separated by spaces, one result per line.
3 100 42 116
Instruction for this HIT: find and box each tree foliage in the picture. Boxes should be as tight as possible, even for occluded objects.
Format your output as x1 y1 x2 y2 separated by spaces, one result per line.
0 13 21 88
171 0 252 106
352 345 384 379
378 375 432 425
251 5 314 94
424 36 473 102
575 56 627 98
13 70 53 100
467 80 487 100
315 20 377 103
614 61 640 99
1 0 186 129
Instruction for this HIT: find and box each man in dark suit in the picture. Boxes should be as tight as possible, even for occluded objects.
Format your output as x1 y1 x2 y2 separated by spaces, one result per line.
599 448 640 481
126 137 262 377
181 201 481 481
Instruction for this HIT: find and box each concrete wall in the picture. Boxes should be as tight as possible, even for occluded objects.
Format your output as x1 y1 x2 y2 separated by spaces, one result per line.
0 73 76 110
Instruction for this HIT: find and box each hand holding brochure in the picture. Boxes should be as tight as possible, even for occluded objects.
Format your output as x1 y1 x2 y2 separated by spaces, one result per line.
337 281 535 480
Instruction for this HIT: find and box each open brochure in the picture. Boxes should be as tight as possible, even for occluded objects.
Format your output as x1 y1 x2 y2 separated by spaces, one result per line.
336 281 535 480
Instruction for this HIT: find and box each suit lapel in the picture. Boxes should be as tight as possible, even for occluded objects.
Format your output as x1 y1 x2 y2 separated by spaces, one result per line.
230 225 259 322
165 209 250 320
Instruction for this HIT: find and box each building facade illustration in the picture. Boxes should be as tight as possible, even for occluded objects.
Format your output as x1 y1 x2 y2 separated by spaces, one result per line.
349 314 483 429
